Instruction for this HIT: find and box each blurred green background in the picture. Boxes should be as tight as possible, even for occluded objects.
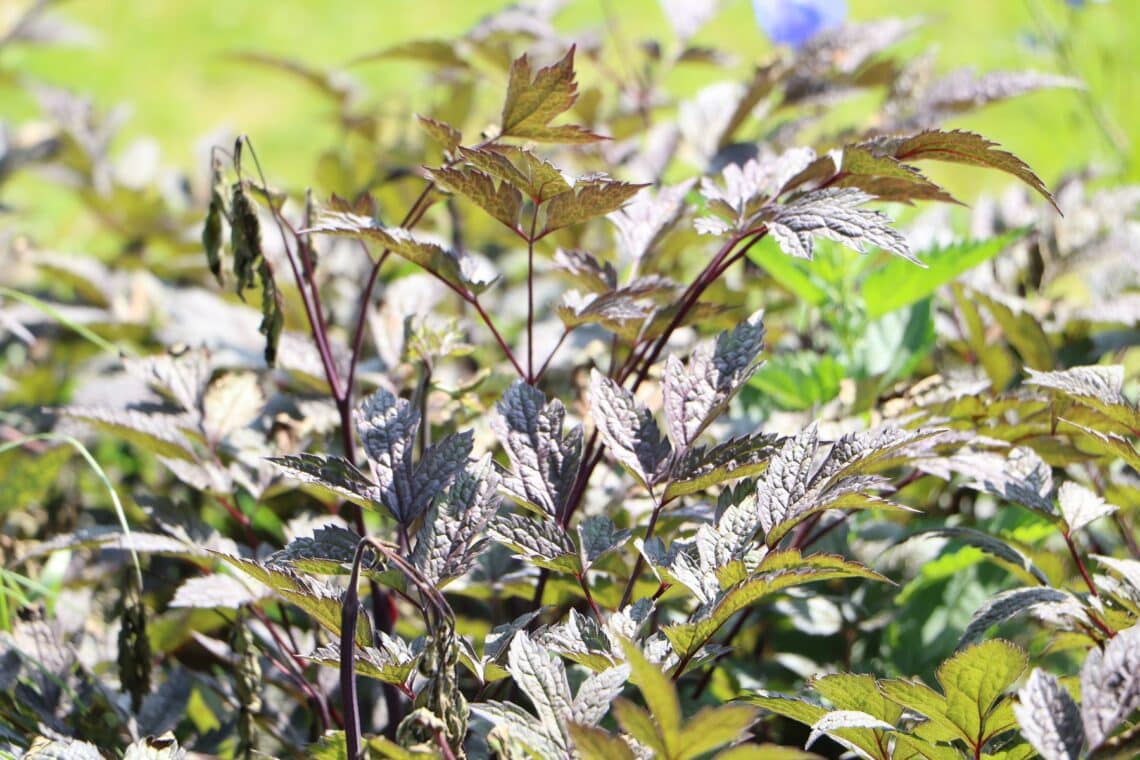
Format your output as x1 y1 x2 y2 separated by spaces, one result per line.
2 0 1136 234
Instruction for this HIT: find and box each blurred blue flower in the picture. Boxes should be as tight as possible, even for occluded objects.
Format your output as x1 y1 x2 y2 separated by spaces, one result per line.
752 0 847 49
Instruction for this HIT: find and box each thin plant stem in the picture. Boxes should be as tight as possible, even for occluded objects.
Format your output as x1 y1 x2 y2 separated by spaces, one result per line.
619 494 664 610
526 205 540 382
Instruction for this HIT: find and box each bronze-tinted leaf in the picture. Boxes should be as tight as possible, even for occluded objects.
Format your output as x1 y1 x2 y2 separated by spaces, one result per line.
878 129 1058 212
543 177 646 235
500 46 604 143
429 165 523 231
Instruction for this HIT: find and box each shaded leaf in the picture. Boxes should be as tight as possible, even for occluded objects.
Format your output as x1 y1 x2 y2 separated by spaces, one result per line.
1081 623 1140 750
1014 669 1083 760
61 407 195 460
959 587 1078 647
676 704 759 760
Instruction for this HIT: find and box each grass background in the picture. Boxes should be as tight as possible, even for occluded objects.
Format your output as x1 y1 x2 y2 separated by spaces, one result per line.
2 0 1136 242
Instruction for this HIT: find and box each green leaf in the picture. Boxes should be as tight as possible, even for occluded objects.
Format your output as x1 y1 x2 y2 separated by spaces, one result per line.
353 39 470 70
621 640 681 753
973 290 1053 371
813 673 903 724
1027 365 1140 432
747 235 830 306
61 407 195 460
835 145 961 205
878 679 962 743
862 229 1025 318
665 433 778 500
749 352 842 411
418 115 463 153
307 637 420 684
0 445 71 516
457 145 571 203
675 704 759 760
567 723 639 760
500 46 604 143
665 559 886 661
612 698 668 756
939 639 1027 745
